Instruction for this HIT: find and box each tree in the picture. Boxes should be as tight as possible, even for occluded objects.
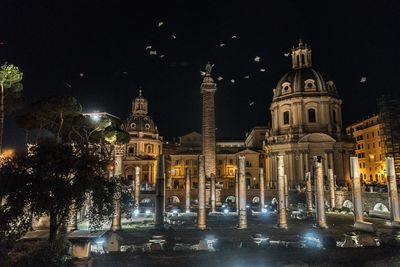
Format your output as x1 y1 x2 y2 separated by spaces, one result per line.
0 63 23 153
0 139 117 243
17 96 81 144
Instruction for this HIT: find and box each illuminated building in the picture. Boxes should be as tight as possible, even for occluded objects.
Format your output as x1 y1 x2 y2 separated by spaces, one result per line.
264 40 354 188
346 115 386 185
121 90 163 190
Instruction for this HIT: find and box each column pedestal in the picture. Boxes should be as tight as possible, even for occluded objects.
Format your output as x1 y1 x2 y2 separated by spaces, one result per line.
197 156 206 230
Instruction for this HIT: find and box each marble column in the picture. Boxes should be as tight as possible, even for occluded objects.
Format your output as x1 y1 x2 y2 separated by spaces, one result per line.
277 155 288 229
210 173 216 213
66 201 78 232
111 148 123 231
328 168 336 209
134 166 140 211
238 156 247 229
259 167 265 211
350 156 374 232
288 152 294 189
314 156 328 228
350 156 363 223
386 157 400 224
111 190 121 231
155 155 165 228
284 174 289 209
185 168 191 213
235 168 239 212
198 155 206 230
306 171 313 213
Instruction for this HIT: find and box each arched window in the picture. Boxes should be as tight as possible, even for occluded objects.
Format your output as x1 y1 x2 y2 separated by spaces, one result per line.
308 108 316 123
283 111 290 125
146 145 152 153
301 54 305 66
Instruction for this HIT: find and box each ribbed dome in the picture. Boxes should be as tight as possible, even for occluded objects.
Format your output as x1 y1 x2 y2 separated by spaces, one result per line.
124 115 158 133
273 67 338 100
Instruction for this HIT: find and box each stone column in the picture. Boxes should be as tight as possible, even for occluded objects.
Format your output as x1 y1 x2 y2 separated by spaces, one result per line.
235 168 239 212
66 201 78 232
284 174 289 209
350 156 374 232
386 157 400 224
259 167 265 210
277 155 288 229
198 155 206 230
155 155 165 228
288 152 294 188
210 173 216 213
305 172 313 213
134 166 140 211
111 189 121 231
238 156 247 229
314 156 328 228
328 169 336 209
185 168 191 213
350 156 363 223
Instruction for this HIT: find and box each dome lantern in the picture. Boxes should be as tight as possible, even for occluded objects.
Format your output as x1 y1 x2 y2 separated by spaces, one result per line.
132 89 148 115
291 39 312 69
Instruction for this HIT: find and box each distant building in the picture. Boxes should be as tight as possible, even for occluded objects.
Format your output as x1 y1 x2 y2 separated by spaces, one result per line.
120 90 163 190
377 95 400 181
168 132 261 191
346 115 386 185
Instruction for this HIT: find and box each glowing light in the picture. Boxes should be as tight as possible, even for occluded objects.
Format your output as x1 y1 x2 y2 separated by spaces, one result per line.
133 209 140 215
95 238 105 244
90 114 101 122
261 208 267 213
223 208 229 214
145 209 151 215
172 209 178 214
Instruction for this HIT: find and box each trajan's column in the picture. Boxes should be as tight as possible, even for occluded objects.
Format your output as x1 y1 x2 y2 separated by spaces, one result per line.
201 62 217 212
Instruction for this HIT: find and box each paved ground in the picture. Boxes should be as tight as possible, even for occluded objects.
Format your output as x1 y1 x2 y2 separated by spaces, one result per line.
88 211 400 267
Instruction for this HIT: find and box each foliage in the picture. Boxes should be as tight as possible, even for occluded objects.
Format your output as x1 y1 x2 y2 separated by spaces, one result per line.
16 96 81 143
0 63 23 88
0 63 23 152
0 153 33 244
0 139 117 243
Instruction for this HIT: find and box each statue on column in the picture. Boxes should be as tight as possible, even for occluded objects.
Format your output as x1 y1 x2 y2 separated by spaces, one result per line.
205 62 213 75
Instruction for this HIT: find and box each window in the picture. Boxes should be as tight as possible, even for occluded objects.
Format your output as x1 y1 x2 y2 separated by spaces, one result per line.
185 160 189 165
332 110 337 123
308 109 316 123
378 142 381 147
366 134 369 139
367 144 370 149
175 160 179 165
217 169 221 176
359 163 362 168
128 146 136 156
373 143 375 148
283 111 290 125
146 145 153 153
372 132 375 138
218 160 223 165
229 159 233 164
378 130 380 136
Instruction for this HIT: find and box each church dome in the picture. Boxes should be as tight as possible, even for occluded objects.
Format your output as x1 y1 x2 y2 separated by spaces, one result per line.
124 115 157 133
123 90 158 134
273 40 338 100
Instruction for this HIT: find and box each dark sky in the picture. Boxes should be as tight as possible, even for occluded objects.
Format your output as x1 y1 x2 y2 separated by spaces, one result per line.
1 0 400 148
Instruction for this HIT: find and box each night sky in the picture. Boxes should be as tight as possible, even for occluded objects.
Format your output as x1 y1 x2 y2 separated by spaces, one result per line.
1 0 400 149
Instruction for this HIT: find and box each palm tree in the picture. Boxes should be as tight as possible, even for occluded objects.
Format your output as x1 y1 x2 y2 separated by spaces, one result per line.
0 63 23 153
